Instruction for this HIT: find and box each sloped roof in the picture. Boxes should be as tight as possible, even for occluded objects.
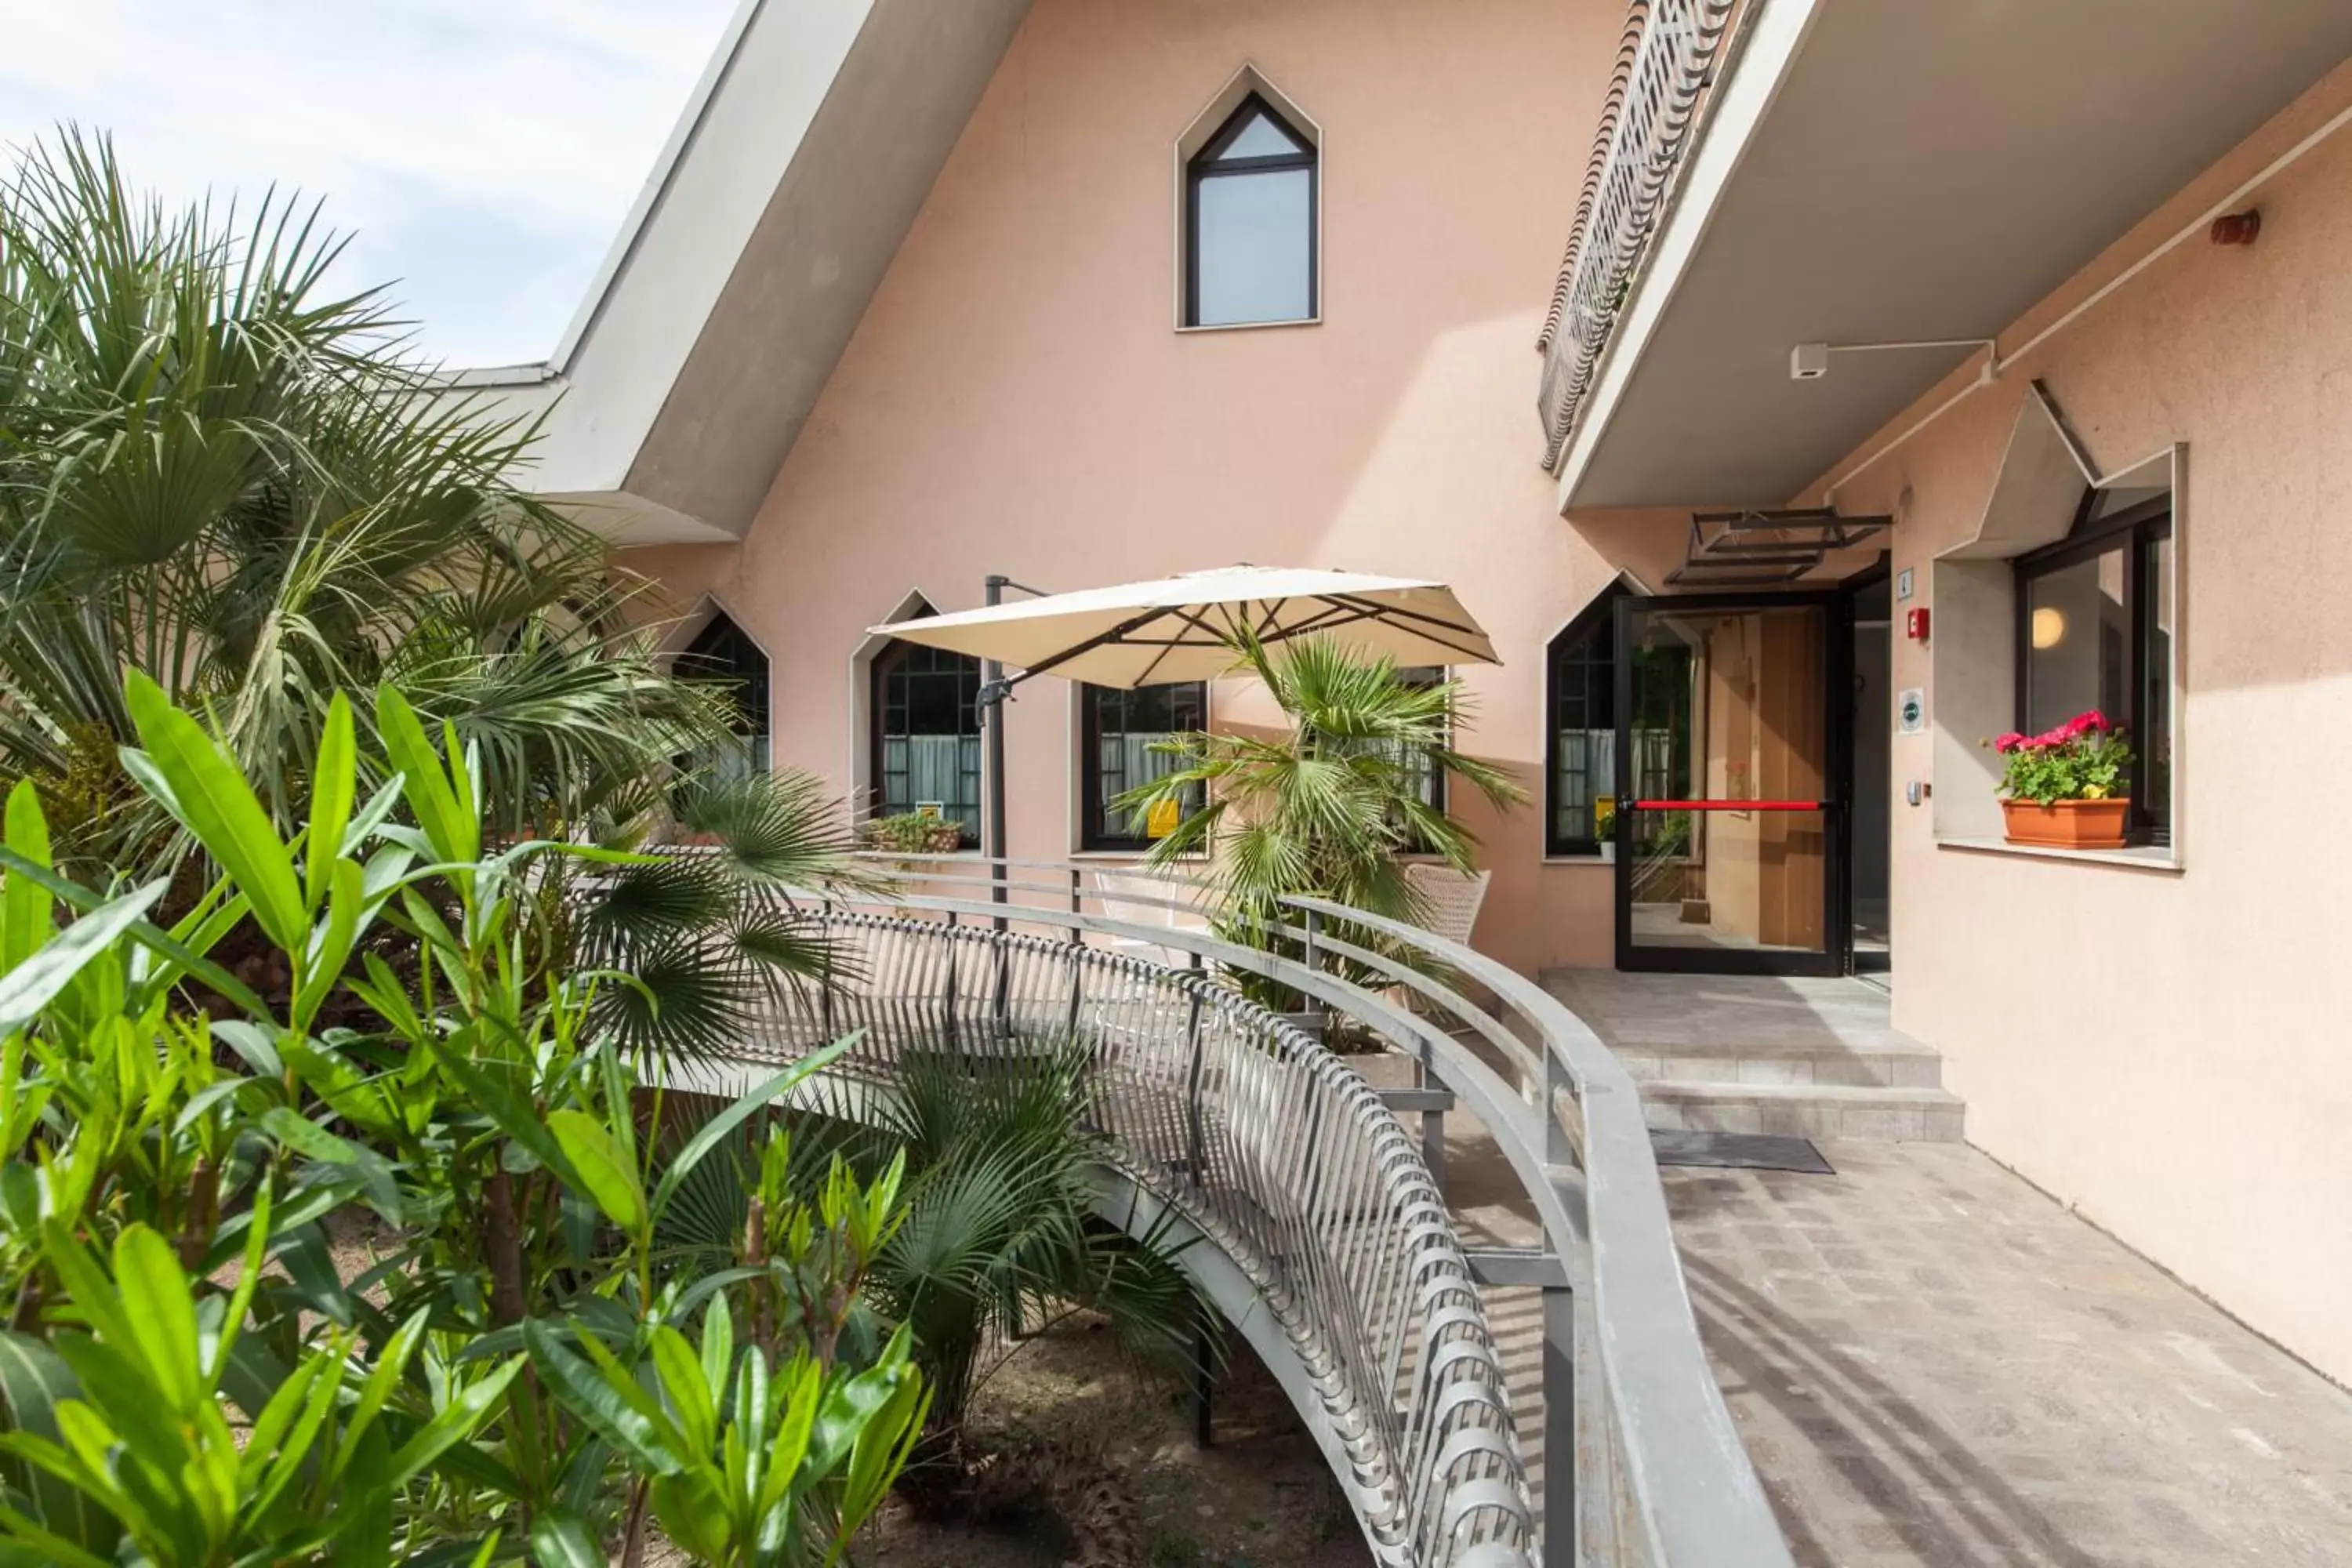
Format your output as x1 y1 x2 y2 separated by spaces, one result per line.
458 0 1033 543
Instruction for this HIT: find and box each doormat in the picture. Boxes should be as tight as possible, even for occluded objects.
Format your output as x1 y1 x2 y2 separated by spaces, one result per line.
1650 1129 1835 1175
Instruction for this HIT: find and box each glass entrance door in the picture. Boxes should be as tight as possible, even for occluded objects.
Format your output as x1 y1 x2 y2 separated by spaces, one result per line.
1612 595 1845 975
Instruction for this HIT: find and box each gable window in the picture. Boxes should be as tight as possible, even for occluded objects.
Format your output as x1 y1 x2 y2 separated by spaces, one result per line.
871 641 982 845
1082 681 1207 851
677 610 769 779
2014 488 2173 840
1185 93 1316 328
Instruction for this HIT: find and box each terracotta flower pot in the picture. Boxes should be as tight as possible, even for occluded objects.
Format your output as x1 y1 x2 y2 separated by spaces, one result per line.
2000 797 2129 850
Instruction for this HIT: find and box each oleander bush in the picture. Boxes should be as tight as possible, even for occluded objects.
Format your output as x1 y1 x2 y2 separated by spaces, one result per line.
0 680 927 1566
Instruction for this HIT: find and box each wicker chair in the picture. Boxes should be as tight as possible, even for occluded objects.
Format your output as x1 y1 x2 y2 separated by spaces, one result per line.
1090 866 1205 970
1403 863 1492 946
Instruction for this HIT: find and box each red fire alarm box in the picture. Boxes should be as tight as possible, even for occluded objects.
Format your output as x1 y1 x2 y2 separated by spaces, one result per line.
1905 607 1930 643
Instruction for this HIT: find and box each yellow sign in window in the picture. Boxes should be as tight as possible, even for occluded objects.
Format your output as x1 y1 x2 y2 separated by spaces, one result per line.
1145 797 1182 840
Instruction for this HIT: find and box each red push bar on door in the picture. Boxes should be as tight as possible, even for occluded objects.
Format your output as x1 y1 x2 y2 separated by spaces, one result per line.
1632 799 1821 811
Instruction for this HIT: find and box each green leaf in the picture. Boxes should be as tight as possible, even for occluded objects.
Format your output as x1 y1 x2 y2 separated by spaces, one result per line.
208 1020 282 1077
699 1294 734 1410
36 1225 139 1364
332 1310 426 1484
646 1327 713 1460
373 687 474 869
259 1108 403 1226
120 671 306 954
837 1342 929 1539
524 1511 604 1568
0 1332 115 1555
647 1033 858 1227
520 1320 681 1476
0 782 53 973
109 1226 201 1412
384 1356 522 1488
546 1109 646 1236
420 1038 577 1189
0 880 165 1037
291 858 365 1033
753 1356 824 1519
305 691 357 913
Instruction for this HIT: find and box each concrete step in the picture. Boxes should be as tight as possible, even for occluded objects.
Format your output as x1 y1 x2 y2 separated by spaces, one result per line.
1616 1036 1944 1090
1640 1078 1965 1143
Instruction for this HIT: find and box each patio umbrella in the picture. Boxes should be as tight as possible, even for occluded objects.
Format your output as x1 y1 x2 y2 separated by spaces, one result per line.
867 565 1500 688
863 566 1501 910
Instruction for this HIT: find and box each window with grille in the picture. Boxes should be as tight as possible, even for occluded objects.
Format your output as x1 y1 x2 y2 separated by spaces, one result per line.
870 641 983 844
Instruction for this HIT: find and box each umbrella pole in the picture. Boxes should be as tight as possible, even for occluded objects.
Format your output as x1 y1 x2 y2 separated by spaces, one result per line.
981 574 1011 934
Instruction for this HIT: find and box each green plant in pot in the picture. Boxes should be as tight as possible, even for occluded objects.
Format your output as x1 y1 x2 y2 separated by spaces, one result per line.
1118 633 1525 1040
1991 710 2136 849
860 811 967 856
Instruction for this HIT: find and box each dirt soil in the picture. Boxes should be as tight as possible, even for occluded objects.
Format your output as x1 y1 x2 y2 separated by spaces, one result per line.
857 1316 1373 1568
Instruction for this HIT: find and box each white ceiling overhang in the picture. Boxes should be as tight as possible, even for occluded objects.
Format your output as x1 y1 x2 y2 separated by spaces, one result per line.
1557 0 2352 511
450 0 1033 544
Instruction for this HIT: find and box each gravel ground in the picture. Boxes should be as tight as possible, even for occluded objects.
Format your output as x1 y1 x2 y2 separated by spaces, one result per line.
855 1315 1371 1568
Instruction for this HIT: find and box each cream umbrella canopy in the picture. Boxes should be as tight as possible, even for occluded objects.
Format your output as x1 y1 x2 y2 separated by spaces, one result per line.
869 566 1499 688
862 567 1501 908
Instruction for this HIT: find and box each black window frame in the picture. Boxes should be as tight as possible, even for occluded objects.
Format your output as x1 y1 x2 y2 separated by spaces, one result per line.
678 610 769 747
1183 93 1318 329
1080 681 1208 852
2013 490 2173 844
1392 665 1449 853
1545 585 1628 856
869 637 984 845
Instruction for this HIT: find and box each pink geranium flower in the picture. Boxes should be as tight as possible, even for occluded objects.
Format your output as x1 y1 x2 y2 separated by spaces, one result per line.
1993 731 2026 754
2059 710 2109 739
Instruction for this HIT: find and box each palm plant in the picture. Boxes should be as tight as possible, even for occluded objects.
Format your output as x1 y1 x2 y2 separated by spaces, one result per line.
0 129 736 871
0 129 866 1053
659 1044 1197 1500
1120 633 1525 976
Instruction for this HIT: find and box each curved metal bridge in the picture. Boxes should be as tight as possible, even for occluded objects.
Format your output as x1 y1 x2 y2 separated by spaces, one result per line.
691 857 1792 1568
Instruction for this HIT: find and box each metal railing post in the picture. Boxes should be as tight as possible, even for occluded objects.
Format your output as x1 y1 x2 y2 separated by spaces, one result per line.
1301 908 1323 1036
1184 976 1206 1184
1544 1283 1577 1568
943 909 960 1051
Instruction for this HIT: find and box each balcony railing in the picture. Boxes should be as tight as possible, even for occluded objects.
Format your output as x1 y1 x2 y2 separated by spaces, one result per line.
1537 0 1740 472
681 855 1791 1568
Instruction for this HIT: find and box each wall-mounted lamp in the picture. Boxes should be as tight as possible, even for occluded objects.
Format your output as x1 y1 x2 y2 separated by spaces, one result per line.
1790 337 1999 383
2209 209 2261 246
2030 605 2067 650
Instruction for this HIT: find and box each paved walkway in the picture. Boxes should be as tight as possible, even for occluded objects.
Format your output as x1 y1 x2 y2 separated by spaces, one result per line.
1387 1051 2352 1566
1666 1140 2352 1567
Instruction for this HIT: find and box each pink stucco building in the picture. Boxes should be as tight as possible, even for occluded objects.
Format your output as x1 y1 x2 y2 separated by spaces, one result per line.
468 0 2352 1395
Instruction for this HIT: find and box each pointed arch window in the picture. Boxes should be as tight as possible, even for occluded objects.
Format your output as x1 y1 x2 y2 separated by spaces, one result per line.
1185 93 1317 328
870 640 982 845
678 610 769 779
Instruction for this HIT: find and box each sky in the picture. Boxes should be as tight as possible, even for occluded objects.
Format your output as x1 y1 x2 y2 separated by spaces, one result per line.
0 0 740 368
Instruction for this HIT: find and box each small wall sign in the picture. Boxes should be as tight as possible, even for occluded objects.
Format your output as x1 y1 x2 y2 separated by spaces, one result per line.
1896 567 1915 601
1897 687 1926 735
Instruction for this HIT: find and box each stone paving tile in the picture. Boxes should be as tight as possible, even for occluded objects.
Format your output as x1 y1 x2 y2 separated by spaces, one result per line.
1361 1041 2352 1565
1666 1141 2352 1568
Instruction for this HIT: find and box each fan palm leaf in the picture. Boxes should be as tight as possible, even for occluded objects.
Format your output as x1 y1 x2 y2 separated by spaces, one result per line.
1120 630 1527 1002
0 129 879 1063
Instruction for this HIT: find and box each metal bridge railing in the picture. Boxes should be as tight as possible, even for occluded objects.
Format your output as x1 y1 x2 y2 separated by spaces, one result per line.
1537 0 1740 471
691 854 1790 1568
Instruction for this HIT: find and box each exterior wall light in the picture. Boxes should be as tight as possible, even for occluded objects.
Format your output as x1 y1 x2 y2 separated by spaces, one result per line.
1788 337 1999 382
